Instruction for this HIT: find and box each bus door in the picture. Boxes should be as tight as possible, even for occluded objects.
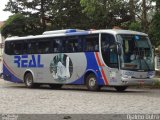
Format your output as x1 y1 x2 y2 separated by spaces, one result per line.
101 33 120 85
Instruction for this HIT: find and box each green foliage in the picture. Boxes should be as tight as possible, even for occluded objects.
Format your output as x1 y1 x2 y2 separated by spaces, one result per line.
48 0 91 30
149 12 160 47
152 78 160 88
4 0 89 32
80 0 132 29
1 14 43 38
1 14 25 38
128 21 141 31
4 0 52 31
120 21 142 31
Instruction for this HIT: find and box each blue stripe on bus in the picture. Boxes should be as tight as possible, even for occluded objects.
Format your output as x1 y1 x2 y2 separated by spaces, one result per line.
65 31 90 36
3 64 23 83
70 77 84 85
70 52 105 85
85 52 105 85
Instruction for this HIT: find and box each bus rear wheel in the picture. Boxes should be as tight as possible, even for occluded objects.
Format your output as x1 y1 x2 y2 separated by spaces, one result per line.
114 86 128 92
86 73 100 91
24 73 39 88
49 84 63 89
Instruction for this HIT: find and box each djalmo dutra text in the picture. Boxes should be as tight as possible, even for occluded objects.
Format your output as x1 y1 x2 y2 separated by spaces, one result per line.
127 114 160 120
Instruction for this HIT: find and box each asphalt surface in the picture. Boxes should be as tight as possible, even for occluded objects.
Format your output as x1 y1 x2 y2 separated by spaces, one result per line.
0 79 160 114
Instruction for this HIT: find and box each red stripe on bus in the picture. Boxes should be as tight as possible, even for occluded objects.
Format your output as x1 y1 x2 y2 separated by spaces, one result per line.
101 69 109 85
95 52 103 66
95 52 109 85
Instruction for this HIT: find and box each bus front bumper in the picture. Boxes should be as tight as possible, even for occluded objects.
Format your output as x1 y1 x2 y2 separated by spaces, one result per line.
121 78 155 86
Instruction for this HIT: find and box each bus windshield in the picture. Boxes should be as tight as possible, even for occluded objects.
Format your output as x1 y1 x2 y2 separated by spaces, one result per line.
117 34 154 71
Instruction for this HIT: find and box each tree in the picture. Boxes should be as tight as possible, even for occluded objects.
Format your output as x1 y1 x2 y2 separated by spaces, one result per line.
1 14 43 38
141 0 148 32
48 0 90 29
148 0 160 46
149 13 160 46
152 0 160 12
136 0 155 32
122 0 156 33
129 0 136 21
4 0 52 31
4 0 89 31
80 0 132 29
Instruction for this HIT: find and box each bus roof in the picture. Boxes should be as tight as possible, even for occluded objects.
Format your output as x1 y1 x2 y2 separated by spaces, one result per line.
5 29 148 41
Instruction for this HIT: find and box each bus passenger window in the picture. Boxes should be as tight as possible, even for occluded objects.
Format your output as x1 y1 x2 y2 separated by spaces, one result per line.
4 42 11 55
5 41 27 55
64 36 82 53
28 42 38 54
85 34 99 52
12 42 22 55
38 40 50 54
64 40 73 52
86 41 94 51
53 39 62 53
22 42 28 54
94 40 99 51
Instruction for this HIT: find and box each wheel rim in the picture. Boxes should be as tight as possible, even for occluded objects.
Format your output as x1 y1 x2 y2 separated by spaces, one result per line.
89 77 96 87
26 75 32 86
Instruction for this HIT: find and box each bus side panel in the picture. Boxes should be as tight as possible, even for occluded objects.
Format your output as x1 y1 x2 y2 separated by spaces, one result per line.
3 62 23 83
2 52 107 86
32 53 88 85
84 52 106 86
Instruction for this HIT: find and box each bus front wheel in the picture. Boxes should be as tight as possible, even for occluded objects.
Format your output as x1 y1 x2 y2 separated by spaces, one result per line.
114 86 128 92
24 73 39 88
86 73 100 91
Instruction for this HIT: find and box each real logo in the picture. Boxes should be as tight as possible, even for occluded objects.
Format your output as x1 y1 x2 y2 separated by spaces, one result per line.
14 55 44 68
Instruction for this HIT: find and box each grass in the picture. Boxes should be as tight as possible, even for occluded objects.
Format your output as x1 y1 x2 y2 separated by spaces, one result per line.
153 78 160 88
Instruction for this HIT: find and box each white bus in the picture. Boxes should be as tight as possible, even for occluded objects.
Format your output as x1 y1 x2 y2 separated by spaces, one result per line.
2 29 155 91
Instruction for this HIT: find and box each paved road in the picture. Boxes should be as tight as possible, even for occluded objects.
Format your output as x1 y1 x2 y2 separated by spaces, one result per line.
0 79 160 114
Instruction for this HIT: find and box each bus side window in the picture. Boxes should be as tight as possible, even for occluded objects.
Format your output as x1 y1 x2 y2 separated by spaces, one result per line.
5 41 12 55
5 41 26 55
86 41 94 51
22 42 28 54
64 40 72 52
53 38 62 53
37 39 51 54
12 42 22 55
94 39 99 51
77 38 83 52
64 36 81 53
28 42 36 54
84 34 99 52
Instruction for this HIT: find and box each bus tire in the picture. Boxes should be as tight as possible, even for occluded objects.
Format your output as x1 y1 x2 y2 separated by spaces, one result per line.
86 73 100 91
24 73 39 88
114 86 128 92
49 84 63 89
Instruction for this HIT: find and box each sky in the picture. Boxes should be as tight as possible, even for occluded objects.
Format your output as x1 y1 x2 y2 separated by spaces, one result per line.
0 0 12 21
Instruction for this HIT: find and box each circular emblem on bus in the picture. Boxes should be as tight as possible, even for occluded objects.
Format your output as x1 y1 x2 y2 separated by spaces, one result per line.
49 54 73 81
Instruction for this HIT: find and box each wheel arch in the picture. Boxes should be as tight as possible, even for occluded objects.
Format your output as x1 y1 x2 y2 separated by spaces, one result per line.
84 69 98 84
23 69 35 82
